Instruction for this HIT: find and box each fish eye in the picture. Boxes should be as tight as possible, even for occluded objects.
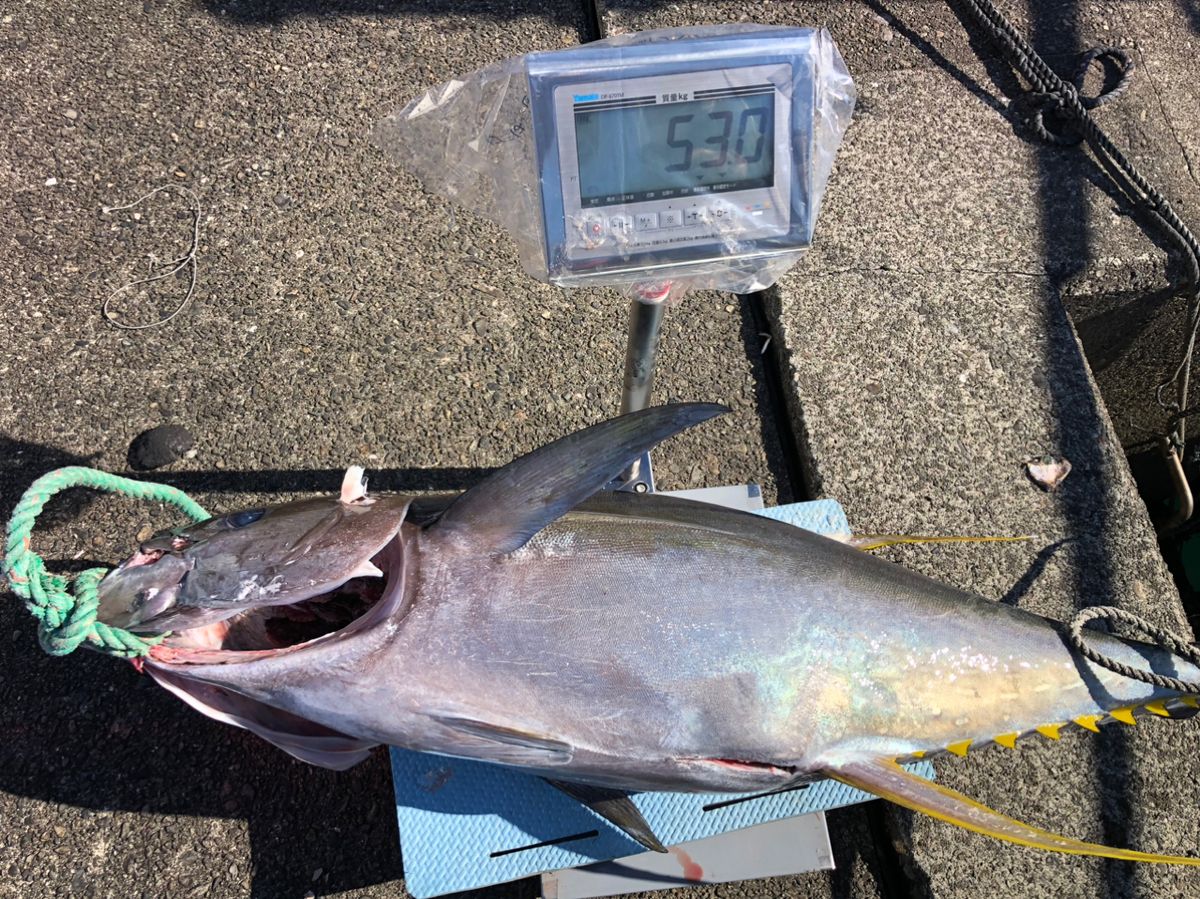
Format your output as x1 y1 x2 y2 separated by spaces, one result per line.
226 509 266 529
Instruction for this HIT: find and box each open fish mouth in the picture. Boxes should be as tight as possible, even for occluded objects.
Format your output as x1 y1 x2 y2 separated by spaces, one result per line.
147 534 408 666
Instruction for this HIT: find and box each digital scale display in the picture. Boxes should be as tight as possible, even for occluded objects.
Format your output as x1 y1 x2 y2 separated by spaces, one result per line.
574 89 776 207
526 30 823 284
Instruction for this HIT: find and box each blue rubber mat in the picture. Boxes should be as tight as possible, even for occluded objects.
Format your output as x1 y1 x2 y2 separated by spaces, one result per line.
391 499 932 897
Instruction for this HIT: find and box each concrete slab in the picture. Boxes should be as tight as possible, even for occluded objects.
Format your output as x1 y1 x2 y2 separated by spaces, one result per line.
0 2 791 898
5 1 1200 898
1058 1 1200 450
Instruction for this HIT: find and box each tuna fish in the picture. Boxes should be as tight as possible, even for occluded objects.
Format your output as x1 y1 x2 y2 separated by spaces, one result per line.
96 404 1200 863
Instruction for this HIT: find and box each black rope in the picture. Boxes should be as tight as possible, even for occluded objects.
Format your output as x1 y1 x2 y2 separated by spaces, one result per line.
1069 606 1200 694
957 0 1200 451
1010 46 1134 145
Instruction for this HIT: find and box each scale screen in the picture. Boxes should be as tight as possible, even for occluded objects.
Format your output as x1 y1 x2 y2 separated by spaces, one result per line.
527 30 824 285
574 90 776 207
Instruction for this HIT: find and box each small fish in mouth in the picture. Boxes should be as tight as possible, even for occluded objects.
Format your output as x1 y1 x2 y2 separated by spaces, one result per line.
96 404 1200 864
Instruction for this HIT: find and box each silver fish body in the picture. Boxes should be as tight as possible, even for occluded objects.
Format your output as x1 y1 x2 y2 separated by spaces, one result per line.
152 490 1194 792
95 404 1200 864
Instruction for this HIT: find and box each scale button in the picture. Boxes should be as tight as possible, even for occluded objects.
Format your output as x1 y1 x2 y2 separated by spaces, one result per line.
635 212 660 231
710 203 733 222
608 214 633 235
660 209 683 228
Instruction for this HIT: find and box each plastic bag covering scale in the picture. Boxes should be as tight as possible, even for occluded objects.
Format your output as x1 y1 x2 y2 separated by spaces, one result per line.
374 26 855 296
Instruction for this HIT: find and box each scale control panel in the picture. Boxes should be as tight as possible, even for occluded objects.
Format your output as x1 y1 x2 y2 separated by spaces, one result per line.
574 196 782 253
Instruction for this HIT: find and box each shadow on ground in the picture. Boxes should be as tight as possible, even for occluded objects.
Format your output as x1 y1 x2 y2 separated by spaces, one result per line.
1177 0 1200 33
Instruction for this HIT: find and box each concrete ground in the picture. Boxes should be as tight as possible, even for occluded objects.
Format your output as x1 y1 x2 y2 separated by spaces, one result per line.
3 0 1200 897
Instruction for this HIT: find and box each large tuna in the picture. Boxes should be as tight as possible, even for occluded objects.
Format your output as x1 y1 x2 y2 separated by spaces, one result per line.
96 404 1200 863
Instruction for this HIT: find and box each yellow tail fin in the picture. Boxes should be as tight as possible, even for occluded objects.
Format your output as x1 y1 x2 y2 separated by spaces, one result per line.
828 757 1200 865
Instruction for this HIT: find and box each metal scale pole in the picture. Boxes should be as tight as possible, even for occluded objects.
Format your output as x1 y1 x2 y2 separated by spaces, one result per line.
615 282 671 492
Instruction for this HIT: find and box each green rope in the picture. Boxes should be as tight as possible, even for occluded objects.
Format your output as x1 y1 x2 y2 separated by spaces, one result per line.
3 466 210 658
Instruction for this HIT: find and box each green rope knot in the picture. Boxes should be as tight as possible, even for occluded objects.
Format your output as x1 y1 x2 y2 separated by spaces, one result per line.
3 466 210 659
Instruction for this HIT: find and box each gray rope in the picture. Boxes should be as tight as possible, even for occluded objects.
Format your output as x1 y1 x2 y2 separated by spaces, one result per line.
1011 46 1134 146
957 0 1200 449
1068 606 1200 695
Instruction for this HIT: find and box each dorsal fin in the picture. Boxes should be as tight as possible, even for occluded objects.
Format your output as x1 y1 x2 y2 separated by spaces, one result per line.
429 403 728 555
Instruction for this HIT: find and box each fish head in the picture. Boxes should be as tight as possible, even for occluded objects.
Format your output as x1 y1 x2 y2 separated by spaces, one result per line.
95 479 425 770
97 482 414 636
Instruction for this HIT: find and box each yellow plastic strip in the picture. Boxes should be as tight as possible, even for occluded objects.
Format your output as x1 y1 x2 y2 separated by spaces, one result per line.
829 758 1200 866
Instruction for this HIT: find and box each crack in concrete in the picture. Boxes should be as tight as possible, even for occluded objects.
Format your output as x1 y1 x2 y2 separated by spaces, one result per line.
1122 20 1200 193
806 265 1048 278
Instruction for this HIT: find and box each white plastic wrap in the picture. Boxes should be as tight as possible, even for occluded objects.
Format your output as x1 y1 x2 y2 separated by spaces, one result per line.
374 26 855 296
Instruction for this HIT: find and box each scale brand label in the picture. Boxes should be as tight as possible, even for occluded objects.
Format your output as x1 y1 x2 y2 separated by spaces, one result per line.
573 92 626 102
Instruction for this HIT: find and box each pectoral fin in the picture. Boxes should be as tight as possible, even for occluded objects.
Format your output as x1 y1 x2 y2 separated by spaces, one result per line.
846 534 1031 552
544 780 667 853
431 715 574 766
430 404 728 555
828 757 1200 865
149 666 378 771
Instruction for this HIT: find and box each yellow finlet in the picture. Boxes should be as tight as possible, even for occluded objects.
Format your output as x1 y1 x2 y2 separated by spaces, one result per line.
946 740 972 757
1074 715 1102 733
1144 700 1171 717
993 733 1019 749
910 750 926 758
1180 695 1200 708
1110 707 1137 726
1035 723 1063 740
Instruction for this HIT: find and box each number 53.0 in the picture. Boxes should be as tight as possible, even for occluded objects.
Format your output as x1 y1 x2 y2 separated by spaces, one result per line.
666 107 769 173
